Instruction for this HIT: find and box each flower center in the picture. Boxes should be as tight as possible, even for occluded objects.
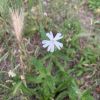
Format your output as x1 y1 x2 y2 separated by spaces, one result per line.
51 39 55 44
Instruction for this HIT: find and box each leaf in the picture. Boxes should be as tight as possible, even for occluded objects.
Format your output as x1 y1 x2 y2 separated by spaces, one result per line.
55 71 72 93
26 74 45 84
28 0 34 9
21 83 37 96
54 60 64 72
39 23 46 39
81 90 94 100
45 75 56 93
41 81 51 98
68 79 80 100
32 57 47 75
0 0 8 13
12 81 22 96
0 84 10 90
56 90 68 100
56 82 67 93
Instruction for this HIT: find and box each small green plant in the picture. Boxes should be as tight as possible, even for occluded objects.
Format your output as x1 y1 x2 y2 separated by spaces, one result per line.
88 0 100 11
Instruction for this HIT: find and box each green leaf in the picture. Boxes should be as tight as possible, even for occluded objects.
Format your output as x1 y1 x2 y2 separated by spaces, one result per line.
54 60 64 72
81 90 94 100
55 71 72 93
28 0 34 9
21 83 36 96
0 0 7 13
12 81 22 96
56 91 68 100
39 23 46 39
32 57 47 75
68 79 80 100
45 75 55 93
26 74 45 84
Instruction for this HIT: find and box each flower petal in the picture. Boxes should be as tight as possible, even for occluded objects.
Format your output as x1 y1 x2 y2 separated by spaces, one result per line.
43 42 50 48
50 43 54 52
47 42 54 52
46 31 54 40
42 40 51 48
42 40 49 44
47 45 51 52
54 33 63 40
54 41 63 50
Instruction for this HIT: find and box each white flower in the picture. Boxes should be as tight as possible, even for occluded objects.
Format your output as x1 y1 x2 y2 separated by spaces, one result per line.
44 12 47 16
42 31 63 52
8 70 16 77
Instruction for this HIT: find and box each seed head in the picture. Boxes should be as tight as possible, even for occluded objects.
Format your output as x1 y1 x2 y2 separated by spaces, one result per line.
10 8 24 42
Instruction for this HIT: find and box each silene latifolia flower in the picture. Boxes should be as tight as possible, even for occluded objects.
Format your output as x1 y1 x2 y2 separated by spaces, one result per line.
8 70 16 77
42 31 63 52
10 8 24 42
